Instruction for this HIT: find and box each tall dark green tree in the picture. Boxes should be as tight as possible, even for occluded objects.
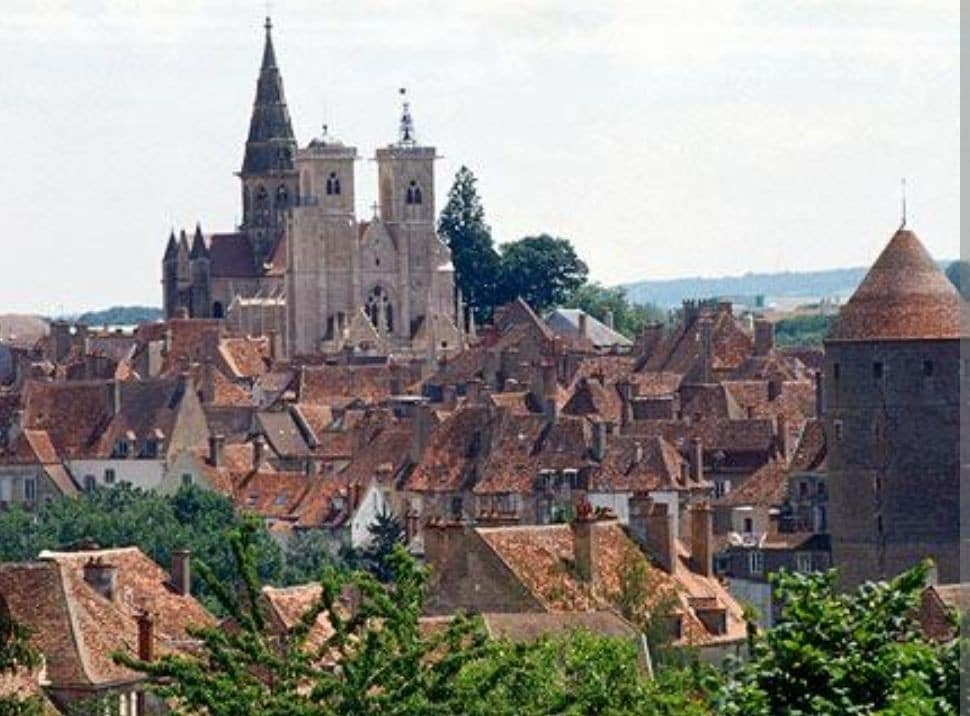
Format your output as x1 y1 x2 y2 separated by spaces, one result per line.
438 166 501 323
360 508 406 583
498 235 589 314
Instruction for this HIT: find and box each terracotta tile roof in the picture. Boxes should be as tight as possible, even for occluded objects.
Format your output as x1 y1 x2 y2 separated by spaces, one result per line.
211 369 254 407
261 584 333 650
588 435 686 492
0 547 213 689
406 406 490 493
827 229 963 342
487 391 534 416
681 384 745 421
340 428 412 486
94 377 199 459
475 414 592 495
475 521 746 646
630 417 776 455
236 471 318 519
257 411 311 458
562 378 624 425
717 458 789 508
629 371 683 398
426 347 487 386
643 307 753 376
479 610 639 643
298 364 404 405
779 346 824 372
0 430 79 495
292 403 333 444
789 418 826 472
218 337 268 379
290 477 353 529
21 380 114 459
568 356 637 386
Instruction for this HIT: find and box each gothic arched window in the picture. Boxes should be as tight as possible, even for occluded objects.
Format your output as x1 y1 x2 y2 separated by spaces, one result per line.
365 286 394 334
326 172 341 196
254 186 270 225
405 180 422 205
212 301 224 319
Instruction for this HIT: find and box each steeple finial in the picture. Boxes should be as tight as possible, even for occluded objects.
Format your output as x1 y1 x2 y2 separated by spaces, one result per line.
900 177 907 229
398 88 416 146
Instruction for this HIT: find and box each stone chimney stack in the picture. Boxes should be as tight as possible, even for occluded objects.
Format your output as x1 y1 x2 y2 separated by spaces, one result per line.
411 401 433 464
578 312 589 341
83 558 118 601
208 434 225 468
690 501 714 577
170 549 191 596
616 379 634 427
201 359 215 404
814 370 823 419
754 319 774 356
628 494 675 573
252 435 267 469
591 419 607 462
542 362 558 423
690 437 704 482
698 318 713 384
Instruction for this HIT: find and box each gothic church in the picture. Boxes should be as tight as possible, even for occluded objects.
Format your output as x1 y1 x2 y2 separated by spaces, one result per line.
162 18 461 359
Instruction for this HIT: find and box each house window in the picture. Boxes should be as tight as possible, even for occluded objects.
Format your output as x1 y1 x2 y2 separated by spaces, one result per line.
923 360 934 378
834 420 844 441
748 550 764 575
450 496 463 519
795 552 812 573
104 469 116 485
815 505 827 532
181 473 193 487
743 517 754 534
84 475 97 492
873 361 883 380
113 440 129 459
714 480 730 498
817 481 826 499
23 477 36 502
798 481 808 498
142 439 159 459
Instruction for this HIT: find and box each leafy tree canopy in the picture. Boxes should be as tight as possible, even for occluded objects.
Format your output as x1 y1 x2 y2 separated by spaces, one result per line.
497 235 588 314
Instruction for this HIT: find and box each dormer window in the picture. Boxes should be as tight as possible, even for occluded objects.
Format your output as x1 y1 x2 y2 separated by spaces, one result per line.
113 440 130 459
142 439 159 459
405 180 422 205
326 172 341 196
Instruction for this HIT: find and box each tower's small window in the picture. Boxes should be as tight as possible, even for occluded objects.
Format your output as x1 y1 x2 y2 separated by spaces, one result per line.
873 361 883 380
276 184 289 208
923 360 934 377
326 172 341 196
833 419 844 441
406 180 422 205
833 363 840 382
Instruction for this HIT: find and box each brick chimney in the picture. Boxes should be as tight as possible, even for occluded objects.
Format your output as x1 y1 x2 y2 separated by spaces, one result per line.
572 501 595 582
83 557 118 601
753 319 774 356
137 610 154 661
170 549 191 596
814 370 823 418
616 379 634 426
690 437 704 482
776 414 789 461
208 434 225 468
690 501 713 577
628 494 675 573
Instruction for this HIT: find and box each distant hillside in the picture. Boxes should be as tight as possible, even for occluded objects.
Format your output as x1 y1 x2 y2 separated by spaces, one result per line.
623 262 953 309
72 305 163 326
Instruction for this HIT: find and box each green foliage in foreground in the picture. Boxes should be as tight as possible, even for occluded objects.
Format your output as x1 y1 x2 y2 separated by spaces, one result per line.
0 485 286 614
0 604 44 715
113 522 959 715
711 561 960 715
115 523 706 715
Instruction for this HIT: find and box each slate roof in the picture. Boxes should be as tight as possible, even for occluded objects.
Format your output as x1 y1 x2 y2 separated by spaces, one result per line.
827 228 963 342
545 309 633 348
208 233 259 278
406 406 490 493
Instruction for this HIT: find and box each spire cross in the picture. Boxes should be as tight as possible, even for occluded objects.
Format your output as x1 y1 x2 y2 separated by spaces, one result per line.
900 177 907 229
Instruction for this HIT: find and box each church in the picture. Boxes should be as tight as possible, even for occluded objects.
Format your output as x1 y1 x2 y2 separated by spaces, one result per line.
162 18 462 359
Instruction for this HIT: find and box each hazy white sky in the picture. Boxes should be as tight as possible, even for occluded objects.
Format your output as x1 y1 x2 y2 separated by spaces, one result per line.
0 0 959 314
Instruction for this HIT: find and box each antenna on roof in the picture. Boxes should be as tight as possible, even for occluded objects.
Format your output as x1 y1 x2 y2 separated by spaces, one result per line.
900 177 907 230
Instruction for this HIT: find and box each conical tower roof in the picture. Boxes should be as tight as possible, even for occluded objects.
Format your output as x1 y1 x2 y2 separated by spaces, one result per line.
189 223 209 259
826 228 962 342
241 17 296 175
163 230 178 261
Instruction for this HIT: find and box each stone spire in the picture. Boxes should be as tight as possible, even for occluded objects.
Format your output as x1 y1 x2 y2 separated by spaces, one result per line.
240 17 297 175
189 223 208 259
163 230 178 261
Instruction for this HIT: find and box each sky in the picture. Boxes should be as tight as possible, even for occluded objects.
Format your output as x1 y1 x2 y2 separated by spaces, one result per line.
0 0 959 314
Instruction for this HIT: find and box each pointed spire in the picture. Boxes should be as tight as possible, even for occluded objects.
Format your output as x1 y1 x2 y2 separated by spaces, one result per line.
163 229 178 261
241 16 296 175
900 177 907 229
398 88 417 146
190 222 208 259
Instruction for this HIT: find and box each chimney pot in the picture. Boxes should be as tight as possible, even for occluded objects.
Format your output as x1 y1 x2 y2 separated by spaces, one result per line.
137 611 155 662
252 435 266 469
753 319 774 356
208 434 225 468
690 438 704 482
690 502 714 577
577 312 588 340
628 494 676 573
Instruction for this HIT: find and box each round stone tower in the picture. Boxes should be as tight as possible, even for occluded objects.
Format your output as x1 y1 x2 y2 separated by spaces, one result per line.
824 227 964 587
